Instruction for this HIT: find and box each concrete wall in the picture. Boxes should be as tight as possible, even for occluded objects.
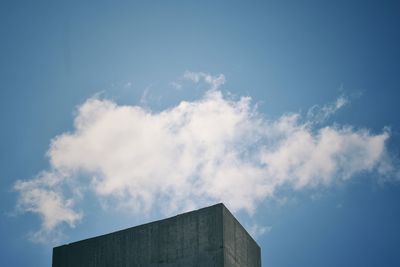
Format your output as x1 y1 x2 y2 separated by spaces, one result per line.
222 206 261 267
53 204 261 267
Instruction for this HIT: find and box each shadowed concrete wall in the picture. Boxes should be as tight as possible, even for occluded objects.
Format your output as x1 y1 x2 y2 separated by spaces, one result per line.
53 203 261 267
222 207 262 267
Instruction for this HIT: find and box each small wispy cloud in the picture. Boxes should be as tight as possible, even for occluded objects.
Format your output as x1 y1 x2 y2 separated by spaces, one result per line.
307 95 349 123
139 86 151 106
247 223 272 239
14 72 396 242
14 171 82 242
170 81 182 90
183 71 226 91
172 71 226 91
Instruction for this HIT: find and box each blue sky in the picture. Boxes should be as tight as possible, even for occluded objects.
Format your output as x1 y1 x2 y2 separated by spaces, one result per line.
1 1 400 266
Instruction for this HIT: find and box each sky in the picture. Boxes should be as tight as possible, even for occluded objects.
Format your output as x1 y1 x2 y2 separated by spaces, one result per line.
1 0 400 266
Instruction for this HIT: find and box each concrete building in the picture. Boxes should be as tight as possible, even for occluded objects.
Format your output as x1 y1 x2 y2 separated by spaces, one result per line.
53 203 261 267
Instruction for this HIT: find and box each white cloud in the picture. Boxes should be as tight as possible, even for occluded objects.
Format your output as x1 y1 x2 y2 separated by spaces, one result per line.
247 223 272 239
183 71 226 90
14 171 82 241
14 74 394 241
139 86 150 106
170 81 182 90
307 95 349 123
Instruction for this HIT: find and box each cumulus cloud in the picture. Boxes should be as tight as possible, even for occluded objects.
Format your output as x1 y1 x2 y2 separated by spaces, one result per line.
14 72 394 241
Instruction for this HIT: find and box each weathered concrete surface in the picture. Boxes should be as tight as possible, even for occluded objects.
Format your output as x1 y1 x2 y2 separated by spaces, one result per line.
53 203 261 267
222 207 262 267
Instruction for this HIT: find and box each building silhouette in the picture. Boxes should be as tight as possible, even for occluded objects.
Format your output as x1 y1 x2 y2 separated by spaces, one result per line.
53 203 261 266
